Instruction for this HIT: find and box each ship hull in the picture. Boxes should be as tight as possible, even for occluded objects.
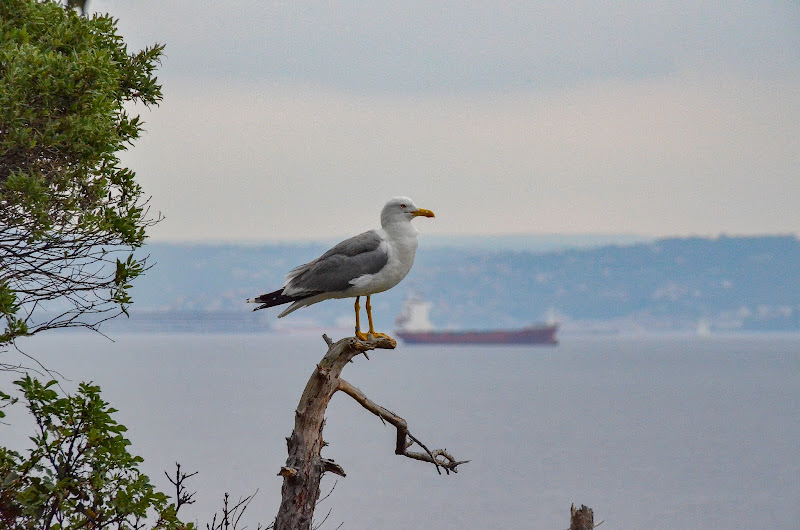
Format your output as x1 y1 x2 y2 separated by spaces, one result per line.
395 324 558 345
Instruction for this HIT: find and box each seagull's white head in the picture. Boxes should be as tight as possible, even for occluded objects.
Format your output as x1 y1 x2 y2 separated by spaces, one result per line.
380 196 435 228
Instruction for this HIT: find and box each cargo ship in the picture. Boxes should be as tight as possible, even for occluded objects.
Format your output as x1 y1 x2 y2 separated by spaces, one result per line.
394 297 558 345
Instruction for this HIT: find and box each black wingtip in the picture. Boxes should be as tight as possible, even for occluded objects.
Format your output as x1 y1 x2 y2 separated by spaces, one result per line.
247 288 301 310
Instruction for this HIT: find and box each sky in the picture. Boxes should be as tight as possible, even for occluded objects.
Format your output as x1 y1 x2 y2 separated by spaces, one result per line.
91 1 800 242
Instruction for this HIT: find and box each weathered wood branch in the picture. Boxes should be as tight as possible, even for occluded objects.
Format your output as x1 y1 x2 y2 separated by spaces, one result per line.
275 335 392 530
337 378 468 474
274 334 467 530
569 504 603 530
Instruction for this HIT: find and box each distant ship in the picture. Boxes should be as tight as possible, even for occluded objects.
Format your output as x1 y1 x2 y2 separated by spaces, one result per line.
394 297 559 345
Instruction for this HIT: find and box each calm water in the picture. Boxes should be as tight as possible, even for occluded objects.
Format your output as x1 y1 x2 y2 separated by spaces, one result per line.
2 333 799 529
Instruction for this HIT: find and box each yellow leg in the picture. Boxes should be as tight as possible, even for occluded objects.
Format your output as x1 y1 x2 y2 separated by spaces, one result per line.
365 295 392 340
354 296 369 340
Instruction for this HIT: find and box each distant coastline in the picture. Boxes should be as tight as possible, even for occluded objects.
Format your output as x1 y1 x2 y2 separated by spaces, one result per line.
116 234 800 334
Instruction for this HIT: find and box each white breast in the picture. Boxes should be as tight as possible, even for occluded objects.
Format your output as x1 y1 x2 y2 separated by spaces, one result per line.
348 225 419 296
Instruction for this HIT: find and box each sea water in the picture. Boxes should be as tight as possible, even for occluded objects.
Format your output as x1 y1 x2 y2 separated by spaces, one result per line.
1 333 798 529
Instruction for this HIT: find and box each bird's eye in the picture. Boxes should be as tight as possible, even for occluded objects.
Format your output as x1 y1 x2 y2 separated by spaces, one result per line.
400 204 407 209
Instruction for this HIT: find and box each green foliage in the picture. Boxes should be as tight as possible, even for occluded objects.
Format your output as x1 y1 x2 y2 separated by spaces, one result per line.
112 254 145 316
0 4 200 529
0 0 164 346
0 282 28 345
0 0 163 240
0 376 192 529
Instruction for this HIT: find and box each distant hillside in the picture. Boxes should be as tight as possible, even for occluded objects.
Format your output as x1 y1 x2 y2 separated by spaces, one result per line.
419 232 650 251
119 234 800 333
416 234 800 332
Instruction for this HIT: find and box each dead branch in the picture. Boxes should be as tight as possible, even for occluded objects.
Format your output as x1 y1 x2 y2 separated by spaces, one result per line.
337 378 468 474
165 462 198 513
207 491 264 530
274 334 467 530
568 504 604 530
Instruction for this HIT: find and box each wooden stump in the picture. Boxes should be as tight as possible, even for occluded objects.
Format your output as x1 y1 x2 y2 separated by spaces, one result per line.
569 504 594 530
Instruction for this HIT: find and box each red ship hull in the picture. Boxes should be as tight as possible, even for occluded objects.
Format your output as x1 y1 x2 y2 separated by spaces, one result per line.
395 323 559 345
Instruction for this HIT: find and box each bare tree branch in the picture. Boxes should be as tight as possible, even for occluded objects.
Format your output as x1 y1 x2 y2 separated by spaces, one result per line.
207 490 266 530
274 335 467 529
568 504 604 530
165 462 198 514
337 378 468 474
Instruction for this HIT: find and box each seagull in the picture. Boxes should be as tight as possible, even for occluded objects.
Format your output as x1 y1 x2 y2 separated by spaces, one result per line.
247 196 435 340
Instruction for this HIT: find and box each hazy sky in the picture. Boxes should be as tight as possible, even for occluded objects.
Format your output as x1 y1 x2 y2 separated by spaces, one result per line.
93 1 800 242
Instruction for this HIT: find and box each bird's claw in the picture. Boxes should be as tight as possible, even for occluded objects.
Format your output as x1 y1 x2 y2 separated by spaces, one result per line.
354 330 393 341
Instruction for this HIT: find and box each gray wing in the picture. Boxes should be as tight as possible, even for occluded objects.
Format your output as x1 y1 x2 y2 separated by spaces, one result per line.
284 230 389 294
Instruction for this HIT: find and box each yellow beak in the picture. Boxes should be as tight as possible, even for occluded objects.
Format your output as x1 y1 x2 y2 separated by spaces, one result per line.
413 208 435 218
